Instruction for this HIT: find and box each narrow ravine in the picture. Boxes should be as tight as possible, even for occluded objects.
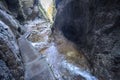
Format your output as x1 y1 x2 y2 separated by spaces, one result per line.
0 0 120 80
19 18 98 80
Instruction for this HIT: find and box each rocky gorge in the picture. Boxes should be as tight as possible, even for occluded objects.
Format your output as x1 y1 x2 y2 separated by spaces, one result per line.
0 0 120 80
53 0 120 80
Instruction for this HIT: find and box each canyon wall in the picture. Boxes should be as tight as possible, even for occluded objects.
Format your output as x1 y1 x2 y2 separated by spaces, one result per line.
54 0 120 80
0 0 25 79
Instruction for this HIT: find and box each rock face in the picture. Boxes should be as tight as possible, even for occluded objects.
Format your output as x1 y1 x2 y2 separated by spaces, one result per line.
54 0 120 80
0 60 14 80
0 20 24 80
0 0 24 80
4 0 26 21
0 9 24 38
4 0 40 21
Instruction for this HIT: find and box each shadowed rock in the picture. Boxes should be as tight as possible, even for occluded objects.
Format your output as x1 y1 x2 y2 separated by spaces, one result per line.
0 20 24 80
0 60 14 80
54 0 120 80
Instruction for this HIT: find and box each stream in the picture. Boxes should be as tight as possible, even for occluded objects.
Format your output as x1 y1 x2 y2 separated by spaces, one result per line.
21 18 98 80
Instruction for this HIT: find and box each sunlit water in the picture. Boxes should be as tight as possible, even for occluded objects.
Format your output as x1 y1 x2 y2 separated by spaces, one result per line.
62 61 97 80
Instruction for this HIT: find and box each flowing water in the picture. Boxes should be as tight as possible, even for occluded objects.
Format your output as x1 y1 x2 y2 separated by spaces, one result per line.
20 18 98 80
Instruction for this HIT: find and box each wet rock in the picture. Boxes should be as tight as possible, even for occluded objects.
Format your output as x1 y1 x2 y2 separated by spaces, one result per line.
21 0 34 14
0 0 10 13
4 0 40 21
0 20 24 80
0 60 14 80
18 33 38 63
54 0 120 80
0 9 24 38
5 0 26 21
21 0 39 20
25 58 55 80
26 6 39 20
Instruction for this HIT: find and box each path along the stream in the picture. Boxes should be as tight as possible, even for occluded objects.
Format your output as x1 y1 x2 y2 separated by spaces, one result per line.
18 19 98 80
